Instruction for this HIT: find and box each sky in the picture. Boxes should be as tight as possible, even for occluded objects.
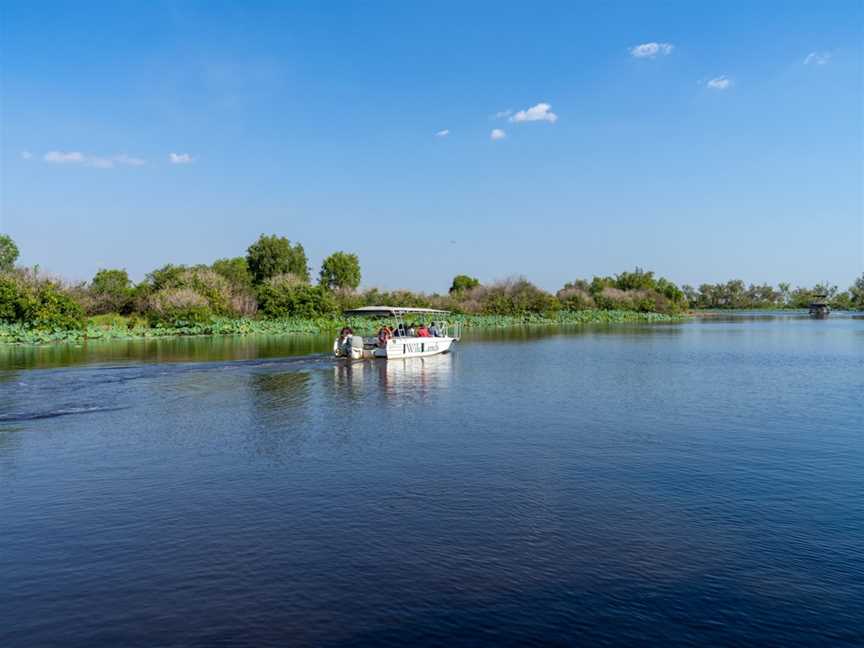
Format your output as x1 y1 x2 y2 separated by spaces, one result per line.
1 1 862 292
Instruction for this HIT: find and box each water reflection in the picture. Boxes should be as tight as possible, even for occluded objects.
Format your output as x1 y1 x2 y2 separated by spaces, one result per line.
332 354 454 401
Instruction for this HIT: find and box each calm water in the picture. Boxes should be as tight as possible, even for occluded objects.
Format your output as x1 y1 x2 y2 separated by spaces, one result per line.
1 315 862 646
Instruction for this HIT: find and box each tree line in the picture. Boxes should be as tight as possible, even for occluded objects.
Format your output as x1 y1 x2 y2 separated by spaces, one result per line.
0 232 862 334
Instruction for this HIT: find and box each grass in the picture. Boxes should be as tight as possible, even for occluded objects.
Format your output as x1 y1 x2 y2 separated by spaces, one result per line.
0 310 688 345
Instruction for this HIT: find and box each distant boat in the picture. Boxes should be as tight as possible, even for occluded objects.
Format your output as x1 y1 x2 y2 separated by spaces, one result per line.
334 306 461 360
808 296 830 319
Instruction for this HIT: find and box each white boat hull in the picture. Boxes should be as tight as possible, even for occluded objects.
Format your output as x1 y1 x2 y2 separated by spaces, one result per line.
334 335 456 360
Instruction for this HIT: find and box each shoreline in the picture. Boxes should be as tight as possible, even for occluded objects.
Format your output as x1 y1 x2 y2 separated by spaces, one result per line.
0 310 687 346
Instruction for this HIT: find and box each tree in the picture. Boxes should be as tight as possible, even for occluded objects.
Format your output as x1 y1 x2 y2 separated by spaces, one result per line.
212 257 253 290
449 274 480 294
849 273 864 310
0 234 19 272
246 234 309 284
90 268 133 314
319 251 361 291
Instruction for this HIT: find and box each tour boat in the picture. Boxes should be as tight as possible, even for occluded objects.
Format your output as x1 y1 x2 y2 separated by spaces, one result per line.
333 306 462 360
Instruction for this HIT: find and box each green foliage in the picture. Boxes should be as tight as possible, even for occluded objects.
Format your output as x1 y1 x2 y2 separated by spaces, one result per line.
560 269 687 314
0 234 19 272
449 274 480 294
476 278 560 315
319 251 361 290
147 287 213 326
257 276 338 318
90 268 134 314
144 265 252 317
246 234 309 284
689 279 854 310
556 286 595 310
0 273 84 331
212 257 253 290
0 309 685 345
850 273 864 310
146 264 189 291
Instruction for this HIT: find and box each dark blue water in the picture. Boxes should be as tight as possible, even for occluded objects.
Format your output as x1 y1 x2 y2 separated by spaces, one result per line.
1 315 863 646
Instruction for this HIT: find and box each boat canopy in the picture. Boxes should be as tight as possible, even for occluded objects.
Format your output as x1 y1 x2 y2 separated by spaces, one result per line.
343 305 450 317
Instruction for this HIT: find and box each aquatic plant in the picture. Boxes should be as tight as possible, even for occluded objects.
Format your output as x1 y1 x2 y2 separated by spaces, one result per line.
0 309 686 346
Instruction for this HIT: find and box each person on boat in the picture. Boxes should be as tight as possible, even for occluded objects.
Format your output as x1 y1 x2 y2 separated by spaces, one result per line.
428 322 440 337
407 323 417 336
377 326 391 347
337 326 352 347
417 324 431 337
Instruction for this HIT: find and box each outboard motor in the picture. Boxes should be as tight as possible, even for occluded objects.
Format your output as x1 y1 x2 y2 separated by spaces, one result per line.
349 334 365 360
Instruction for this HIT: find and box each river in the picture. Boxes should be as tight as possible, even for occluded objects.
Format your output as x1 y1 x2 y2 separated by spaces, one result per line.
1 313 862 646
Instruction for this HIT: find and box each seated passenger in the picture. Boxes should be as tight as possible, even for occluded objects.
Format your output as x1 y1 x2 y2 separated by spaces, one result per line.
407 323 417 336
417 324 431 337
377 326 391 347
428 322 440 337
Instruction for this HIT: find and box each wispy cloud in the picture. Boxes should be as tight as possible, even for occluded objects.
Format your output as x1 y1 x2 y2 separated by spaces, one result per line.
169 152 195 164
803 51 831 66
490 128 506 141
113 154 145 166
42 151 146 168
509 102 558 124
20 151 33 160
44 151 85 164
435 129 450 138
492 109 513 120
630 42 674 59
706 76 732 90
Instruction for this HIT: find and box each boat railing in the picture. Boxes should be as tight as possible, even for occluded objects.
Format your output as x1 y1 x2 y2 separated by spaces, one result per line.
441 320 462 340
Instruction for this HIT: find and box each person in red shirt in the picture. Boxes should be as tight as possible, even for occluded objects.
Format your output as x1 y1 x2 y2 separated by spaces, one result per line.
417 324 431 337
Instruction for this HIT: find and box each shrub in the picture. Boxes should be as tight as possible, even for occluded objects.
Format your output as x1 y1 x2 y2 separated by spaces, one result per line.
449 274 480 295
0 272 84 330
212 257 253 291
257 275 337 318
89 268 134 314
147 287 212 326
470 277 560 315
556 286 595 310
319 251 361 290
0 234 19 272
143 265 253 317
246 234 309 284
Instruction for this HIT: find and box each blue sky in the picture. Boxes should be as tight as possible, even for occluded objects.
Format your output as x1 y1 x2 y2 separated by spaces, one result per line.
1 1 861 292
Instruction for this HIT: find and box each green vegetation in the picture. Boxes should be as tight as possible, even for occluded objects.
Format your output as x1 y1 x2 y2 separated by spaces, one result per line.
1 231 861 346
0 270 85 333
212 257 253 290
683 278 863 310
0 234 19 272
0 310 682 345
89 268 134 314
246 234 309 284
319 251 361 291
449 274 480 294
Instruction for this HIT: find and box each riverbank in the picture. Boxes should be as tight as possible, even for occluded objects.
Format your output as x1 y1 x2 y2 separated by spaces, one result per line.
0 310 686 345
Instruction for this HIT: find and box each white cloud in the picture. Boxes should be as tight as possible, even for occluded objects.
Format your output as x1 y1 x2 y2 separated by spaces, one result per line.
89 157 115 169
509 102 558 124
44 151 85 163
169 152 194 164
20 151 33 160
435 129 450 138
43 150 146 168
706 76 732 90
630 42 674 59
493 109 513 119
804 51 831 65
113 154 145 166
490 128 506 141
